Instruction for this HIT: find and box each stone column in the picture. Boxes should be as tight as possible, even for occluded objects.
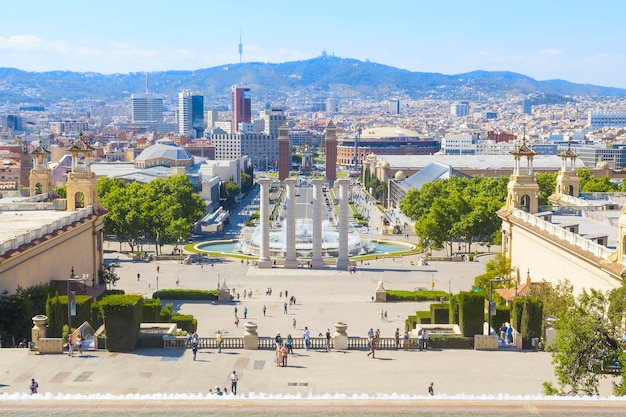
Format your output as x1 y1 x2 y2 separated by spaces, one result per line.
284 178 298 268
311 179 325 269
333 321 348 350
257 178 272 268
336 179 350 270
243 322 259 350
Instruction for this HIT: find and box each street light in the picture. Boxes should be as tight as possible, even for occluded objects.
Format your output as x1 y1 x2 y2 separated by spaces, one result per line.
67 266 88 334
488 276 510 336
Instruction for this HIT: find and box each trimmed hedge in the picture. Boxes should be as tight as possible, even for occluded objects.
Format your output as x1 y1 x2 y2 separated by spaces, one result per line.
90 302 104 330
458 291 484 337
172 313 198 333
45 294 92 336
429 336 474 349
449 295 459 325
386 290 449 302
416 311 431 324
152 289 219 300
520 297 543 349
405 315 417 330
96 289 125 301
142 298 162 322
430 303 450 324
511 298 524 331
100 294 143 352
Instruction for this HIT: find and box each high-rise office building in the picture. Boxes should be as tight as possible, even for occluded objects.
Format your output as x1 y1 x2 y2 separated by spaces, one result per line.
389 99 400 115
206 109 219 129
178 90 204 137
522 99 533 115
450 101 470 117
232 86 251 133
131 94 164 123
261 108 286 137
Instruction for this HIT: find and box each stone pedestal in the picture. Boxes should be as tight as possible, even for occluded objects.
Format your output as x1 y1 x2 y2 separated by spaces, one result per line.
243 322 259 350
31 315 48 348
374 279 387 302
284 178 298 268
474 334 499 350
333 322 348 350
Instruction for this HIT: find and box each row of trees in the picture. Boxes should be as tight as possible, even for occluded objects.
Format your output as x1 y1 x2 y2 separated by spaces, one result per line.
0 284 52 347
399 176 509 255
98 175 205 255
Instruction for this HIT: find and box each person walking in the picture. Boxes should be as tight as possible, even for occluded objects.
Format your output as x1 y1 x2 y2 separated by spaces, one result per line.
275 332 283 348
428 382 435 396
367 332 377 358
137 273 140 282
191 332 199 360
303 326 310 351
281 343 289 367
230 370 239 395
325 328 331 352
216 330 223 353
284 302 288 314
29 378 39 395
292 318 296 329
263 305 267 317
367 328 374 348
394 328 400 350
243 306 248 319
286 334 293 354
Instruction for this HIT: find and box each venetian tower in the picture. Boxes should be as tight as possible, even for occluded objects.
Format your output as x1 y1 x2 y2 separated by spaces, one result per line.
29 145 53 196
325 121 337 185
549 146 580 205
277 123 290 181
66 135 100 210
503 135 539 214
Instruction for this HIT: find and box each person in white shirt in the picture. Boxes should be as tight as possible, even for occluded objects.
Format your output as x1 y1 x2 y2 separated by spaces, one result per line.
303 327 310 351
230 370 239 395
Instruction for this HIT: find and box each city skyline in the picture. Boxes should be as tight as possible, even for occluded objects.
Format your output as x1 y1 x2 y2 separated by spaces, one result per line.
1 1 626 88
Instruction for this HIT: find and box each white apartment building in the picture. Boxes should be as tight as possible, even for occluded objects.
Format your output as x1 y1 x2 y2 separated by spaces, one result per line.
588 111 626 129
440 133 476 155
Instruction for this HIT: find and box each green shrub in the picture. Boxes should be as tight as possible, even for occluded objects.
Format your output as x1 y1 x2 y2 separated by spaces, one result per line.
386 290 449 302
406 315 417 330
520 297 543 349
96 289 125 301
152 289 219 300
142 298 162 322
458 291 484 337
430 303 450 324
449 295 459 325
90 301 104 330
428 336 474 349
511 298 524 331
100 294 143 352
416 311 431 324
160 303 174 322
45 294 66 338
172 313 197 333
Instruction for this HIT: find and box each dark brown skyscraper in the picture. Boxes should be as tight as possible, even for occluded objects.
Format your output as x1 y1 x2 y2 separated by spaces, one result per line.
325 120 337 184
278 123 290 180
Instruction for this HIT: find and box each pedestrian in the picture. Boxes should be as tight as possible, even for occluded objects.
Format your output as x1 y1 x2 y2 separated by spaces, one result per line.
284 302 288 314
137 272 140 281
29 378 38 395
499 322 507 341
403 330 410 349
176 277 180 287
156 265 160 273
292 318 296 329
286 334 293 354
275 332 282 348
263 305 267 316
216 330 223 353
303 326 310 351
506 323 513 345
384 310 388 321
77 335 84 356
234 306 238 316
394 328 400 350
281 343 289 366
285 290 288 298
68 336 74 357
367 328 374 347
234 316 239 327
230 370 239 395
428 382 435 396
367 332 377 358
380 310 384 322
214 386 223 396
325 328 331 352
275 343 283 367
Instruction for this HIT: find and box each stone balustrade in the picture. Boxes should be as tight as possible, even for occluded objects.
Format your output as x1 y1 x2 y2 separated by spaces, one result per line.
163 336 420 350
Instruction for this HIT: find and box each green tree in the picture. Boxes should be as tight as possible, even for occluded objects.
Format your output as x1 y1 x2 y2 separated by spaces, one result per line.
536 172 557 205
544 288 626 396
472 253 512 302
529 278 574 319
220 181 241 209
241 172 253 193
98 265 120 290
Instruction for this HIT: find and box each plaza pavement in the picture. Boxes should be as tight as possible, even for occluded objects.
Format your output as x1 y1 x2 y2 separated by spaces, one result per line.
0 246 621 401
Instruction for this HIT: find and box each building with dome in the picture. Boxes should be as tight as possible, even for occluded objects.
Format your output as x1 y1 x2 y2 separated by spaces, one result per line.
134 139 194 169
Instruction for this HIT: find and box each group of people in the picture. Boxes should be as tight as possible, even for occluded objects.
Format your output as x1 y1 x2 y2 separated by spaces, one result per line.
68 334 85 357
366 328 380 358
499 322 514 345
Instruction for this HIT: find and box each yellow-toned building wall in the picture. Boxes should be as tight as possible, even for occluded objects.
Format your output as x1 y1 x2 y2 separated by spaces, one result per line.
0 217 103 294
504 219 621 296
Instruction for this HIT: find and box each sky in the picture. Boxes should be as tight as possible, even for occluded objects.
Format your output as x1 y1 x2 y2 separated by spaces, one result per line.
2 1 626 88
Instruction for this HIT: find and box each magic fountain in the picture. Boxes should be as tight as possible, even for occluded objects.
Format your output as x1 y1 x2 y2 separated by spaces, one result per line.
236 218 375 258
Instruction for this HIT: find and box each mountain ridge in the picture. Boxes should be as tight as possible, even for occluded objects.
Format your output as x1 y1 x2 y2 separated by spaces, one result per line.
0 55 624 105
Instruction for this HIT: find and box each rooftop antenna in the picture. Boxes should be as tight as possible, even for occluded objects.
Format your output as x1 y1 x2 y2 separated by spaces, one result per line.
238 30 243 64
